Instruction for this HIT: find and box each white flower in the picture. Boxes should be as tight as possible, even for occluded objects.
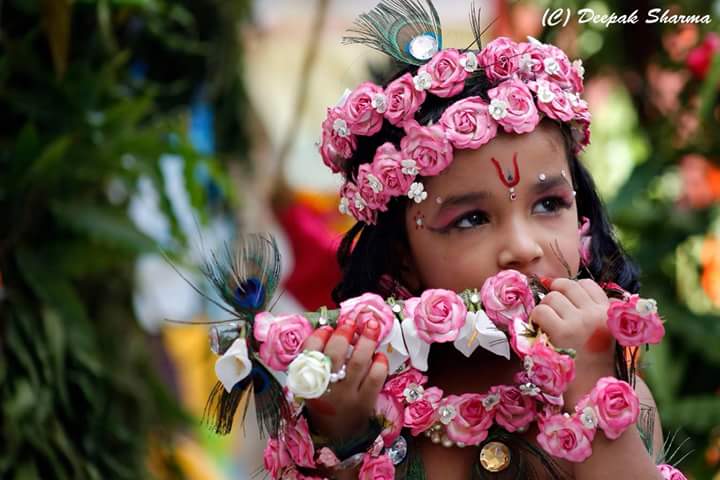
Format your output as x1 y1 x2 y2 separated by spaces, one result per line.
413 71 432 91
338 197 350 215
482 393 500 410
635 298 658 315
460 52 478 72
286 350 332 399
367 173 384 193
353 192 366 211
215 338 252 393
453 310 510 359
372 93 388 113
333 118 349 137
519 53 535 73
536 82 555 103
543 57 560 76
489 98 508 120
407 182 428 203
401 159 419 176
573 59 585 79
402 316 430 371
580 406 598 429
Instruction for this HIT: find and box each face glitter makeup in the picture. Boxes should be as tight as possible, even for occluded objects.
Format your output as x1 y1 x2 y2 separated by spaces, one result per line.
538 173 547 182
414 212 425 229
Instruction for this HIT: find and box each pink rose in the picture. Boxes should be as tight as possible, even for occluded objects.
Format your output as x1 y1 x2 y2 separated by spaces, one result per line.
537 413 594 462
375 392 404 446
525 341 575 397
478 37 520 82
384 73 427 126
403 386 443 435
515 41 545 81
606 294 665 346
480 269 535 329
487 78 540 134
282 416 315 468
492 385 536 432
687 33 720 80
445 393 494 445
537 44 574 90
358 453 395 480
319 107 356 173
400 123 453 176
439 96 498 149
658 464 688 480
263 437 292 479
255 313 313 371
338 292 396 343
529 79 575 122
357 163 390 212
578 216 592 266
570 118 591 153
382 368 428 403
418 48 468 98
316 447 340 468
371 143 414 196
569 59 585 94
341 181 376 224
405 289 467 343
343 82 385 136
589 377 639 440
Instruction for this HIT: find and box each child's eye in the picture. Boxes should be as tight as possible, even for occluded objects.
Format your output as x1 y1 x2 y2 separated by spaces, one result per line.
454 210 489 229
533 196 572 214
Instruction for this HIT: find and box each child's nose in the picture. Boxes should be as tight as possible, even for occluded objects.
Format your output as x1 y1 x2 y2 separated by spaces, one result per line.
497 224 543 270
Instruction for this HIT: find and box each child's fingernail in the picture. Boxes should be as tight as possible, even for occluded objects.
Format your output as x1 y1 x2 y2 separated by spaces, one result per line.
314 326 333 344
363 320 380 341
373 352 388 367
539 276 554 290
335 325 355 343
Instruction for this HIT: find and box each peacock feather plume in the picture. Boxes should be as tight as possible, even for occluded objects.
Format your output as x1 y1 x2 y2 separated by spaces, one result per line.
342 0 443 65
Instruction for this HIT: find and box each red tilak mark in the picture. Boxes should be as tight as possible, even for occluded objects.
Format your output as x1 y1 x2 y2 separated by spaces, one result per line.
585 327 613 353
490 152 521 188
306 399 337 416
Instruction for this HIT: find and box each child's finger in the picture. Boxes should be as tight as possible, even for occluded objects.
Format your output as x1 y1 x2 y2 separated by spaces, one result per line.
577 278 609 304
346 320 380 388
549 278 592 309
302 326 334 352
540 290 576 318
529 304 563 339
359 352 388 403
324 322 356 372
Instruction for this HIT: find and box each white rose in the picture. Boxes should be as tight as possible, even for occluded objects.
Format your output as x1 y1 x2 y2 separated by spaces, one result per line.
215 338 252 392
286 350 331 399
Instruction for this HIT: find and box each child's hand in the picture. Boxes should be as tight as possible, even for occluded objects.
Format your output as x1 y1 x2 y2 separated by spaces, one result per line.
301 319 388 442
529 278 616 404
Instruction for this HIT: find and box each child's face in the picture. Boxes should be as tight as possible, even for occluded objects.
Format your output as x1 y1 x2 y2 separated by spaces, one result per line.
404 124 581 292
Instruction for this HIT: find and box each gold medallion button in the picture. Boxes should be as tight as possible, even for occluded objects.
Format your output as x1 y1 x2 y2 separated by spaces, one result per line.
479 441 511 472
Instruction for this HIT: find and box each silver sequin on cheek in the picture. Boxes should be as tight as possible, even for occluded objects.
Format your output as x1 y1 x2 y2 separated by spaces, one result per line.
538 173 547 182
435 196 443 205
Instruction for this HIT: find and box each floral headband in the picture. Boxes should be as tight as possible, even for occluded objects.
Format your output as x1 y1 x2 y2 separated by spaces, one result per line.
319 36 591 224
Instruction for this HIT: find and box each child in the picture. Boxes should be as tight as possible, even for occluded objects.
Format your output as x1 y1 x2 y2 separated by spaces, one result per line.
294 1 668 478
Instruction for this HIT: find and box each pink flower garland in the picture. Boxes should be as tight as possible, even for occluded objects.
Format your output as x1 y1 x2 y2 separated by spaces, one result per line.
240 270 667 479
319 36 593 224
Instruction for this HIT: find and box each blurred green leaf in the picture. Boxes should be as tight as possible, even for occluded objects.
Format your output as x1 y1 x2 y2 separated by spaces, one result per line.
662 396 720 433
50 202 157 252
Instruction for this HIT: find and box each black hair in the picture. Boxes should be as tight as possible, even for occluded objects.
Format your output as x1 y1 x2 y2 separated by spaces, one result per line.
331 62 640 382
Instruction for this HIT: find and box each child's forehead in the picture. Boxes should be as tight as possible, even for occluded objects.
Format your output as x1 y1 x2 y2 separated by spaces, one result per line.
428 129 570 192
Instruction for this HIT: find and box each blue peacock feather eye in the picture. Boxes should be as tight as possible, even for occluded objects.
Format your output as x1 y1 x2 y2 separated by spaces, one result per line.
251 363 270 394
234 277 265 309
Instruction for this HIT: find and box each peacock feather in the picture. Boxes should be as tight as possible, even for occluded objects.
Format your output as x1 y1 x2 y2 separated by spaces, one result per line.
342 0 443 65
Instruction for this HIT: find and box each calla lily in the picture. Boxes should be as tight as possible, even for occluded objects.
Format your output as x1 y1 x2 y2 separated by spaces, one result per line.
379 318 409 373
454 310 510 359
401 316 430 371
215 337 252 392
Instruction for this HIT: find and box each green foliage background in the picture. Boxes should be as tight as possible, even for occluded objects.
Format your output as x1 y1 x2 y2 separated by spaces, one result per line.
0 1 249 478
